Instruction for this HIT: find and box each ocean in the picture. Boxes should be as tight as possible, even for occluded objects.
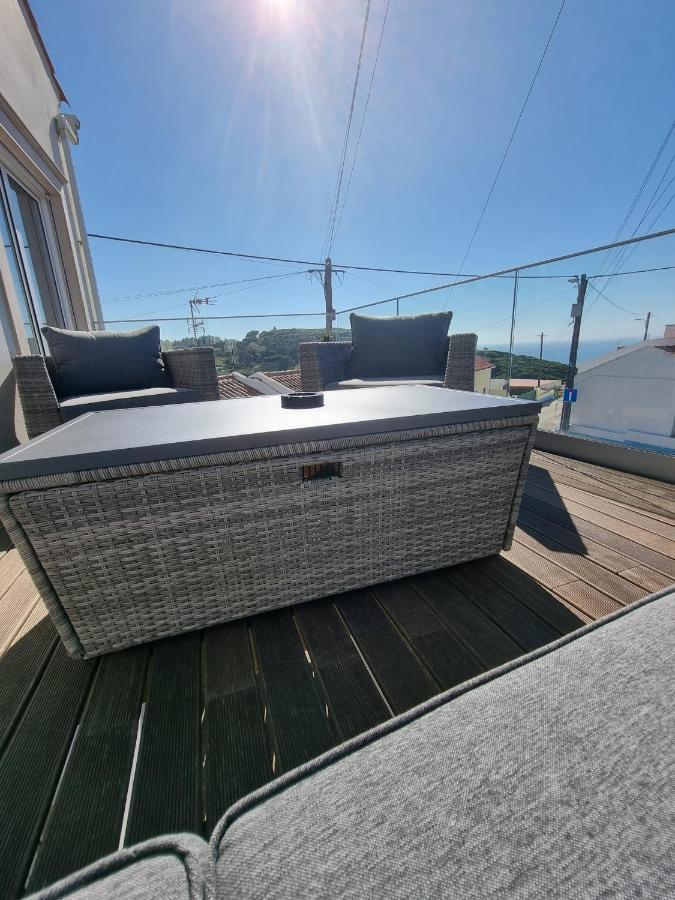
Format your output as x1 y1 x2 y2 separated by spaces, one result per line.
485 338 643 365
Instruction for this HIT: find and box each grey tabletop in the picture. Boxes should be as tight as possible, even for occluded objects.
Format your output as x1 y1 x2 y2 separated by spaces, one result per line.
0 386 540 481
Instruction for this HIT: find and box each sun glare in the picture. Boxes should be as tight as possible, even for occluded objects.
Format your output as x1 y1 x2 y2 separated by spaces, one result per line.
262 0 295 17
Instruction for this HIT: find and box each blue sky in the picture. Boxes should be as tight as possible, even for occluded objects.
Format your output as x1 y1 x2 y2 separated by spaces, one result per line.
33 0 675 353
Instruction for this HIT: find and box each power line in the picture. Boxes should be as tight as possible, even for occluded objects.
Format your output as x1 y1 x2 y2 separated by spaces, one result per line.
88 226 675 287
102 270 311 303
332 0 390 247
444 0 566 306
322 0 372 258
97 310 327 326
600 182 675 284
587 264 675 278
594 120 675 281
118 272 311 319
474 284 575 332
85 231 588 279
85 231 562 277
587 282 643 317
585 185 675 319
333 225 675 315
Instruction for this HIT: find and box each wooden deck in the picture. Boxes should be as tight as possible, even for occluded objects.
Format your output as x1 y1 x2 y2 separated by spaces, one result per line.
0 450 673 897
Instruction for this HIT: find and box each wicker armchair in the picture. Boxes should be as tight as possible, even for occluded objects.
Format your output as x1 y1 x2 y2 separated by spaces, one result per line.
13 348 220 439
300 333 478 393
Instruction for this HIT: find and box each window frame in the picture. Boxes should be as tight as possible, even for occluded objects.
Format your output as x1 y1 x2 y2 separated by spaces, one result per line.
0 158 72 355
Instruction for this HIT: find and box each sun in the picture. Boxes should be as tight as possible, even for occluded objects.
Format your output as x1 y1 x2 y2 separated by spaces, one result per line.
261 0 295 12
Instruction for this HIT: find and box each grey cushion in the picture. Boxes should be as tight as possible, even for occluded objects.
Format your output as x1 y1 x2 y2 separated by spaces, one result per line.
211 588 675 899
327 375 444 390
28 834 207 899
347 312 451 378
42 326 169 398
59 387 201 421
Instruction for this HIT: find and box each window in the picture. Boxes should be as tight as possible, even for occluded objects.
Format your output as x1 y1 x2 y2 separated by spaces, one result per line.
0 169 66 354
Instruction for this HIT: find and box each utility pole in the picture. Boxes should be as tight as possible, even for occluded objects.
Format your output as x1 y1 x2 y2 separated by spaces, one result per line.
537 332 545 388
637 311 651 341
324 257 335 335
560 274 587 432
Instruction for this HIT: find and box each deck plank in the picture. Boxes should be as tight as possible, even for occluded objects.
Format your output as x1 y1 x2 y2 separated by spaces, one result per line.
553 580 624 620
503 540 578 590
335 590 438 713
0 570 40 654
514 528 645 606
0 645 96 897
125 634 202 845
528 459 675 521
372 580 485 689
522 486 675 571
27 648 149 891
295 600 391 740
203 621 272 832
518 506 643 574
618 566 673 593
479 556 584 633
526 471 675 541
0 549 24 599
250 609 336 774
443 565 560 651
0 604 58 754
412 571 523 668
520 499 675 581
534 451 675 500
0 447 671 896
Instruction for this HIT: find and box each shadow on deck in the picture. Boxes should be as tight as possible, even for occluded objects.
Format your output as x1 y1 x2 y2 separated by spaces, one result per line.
0 449 674 896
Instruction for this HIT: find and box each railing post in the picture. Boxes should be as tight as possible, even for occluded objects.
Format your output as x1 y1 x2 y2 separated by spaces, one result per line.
505 270 519 396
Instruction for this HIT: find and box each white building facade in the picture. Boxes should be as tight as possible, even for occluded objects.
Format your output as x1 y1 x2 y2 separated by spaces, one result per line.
570 331 675 454
0 0 100 449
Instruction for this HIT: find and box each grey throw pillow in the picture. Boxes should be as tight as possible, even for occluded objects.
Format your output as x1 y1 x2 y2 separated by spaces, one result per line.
347 312 452 378
42 325 169 398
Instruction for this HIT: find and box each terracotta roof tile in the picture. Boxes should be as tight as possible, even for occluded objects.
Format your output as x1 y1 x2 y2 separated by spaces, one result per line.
264 370 303 390
217 375 261 400
217 370 302 399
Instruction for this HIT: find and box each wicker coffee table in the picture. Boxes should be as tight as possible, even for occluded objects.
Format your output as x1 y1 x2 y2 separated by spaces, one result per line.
0 386 540 658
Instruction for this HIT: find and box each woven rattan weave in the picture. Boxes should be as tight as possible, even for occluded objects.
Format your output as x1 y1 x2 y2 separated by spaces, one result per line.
0 415 537 658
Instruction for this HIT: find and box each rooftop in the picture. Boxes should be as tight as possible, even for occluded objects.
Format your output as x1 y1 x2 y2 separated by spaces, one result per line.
0 449 673 895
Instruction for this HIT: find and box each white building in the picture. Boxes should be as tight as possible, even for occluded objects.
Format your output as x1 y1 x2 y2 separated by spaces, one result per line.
569 327 675 453
0 0 100 450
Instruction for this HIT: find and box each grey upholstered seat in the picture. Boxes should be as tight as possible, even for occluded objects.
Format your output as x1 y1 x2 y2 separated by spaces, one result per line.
326 374 444 389
211 588 675 899
28 588 675 899
300 313 478 394
29 835 207 899
59 387 201 420
12 339 220 438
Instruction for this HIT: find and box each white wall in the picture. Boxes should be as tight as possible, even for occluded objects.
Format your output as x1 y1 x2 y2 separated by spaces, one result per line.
474 367 493 394
0 0 101 448
0 0 63 162
570 346 675 440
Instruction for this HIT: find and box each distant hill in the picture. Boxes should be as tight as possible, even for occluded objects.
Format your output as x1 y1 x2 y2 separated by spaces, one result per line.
479 349 568 381
164 327 350 375
163 329 569 380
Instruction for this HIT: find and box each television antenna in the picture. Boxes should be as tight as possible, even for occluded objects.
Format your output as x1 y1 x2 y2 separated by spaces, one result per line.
188 293 217 342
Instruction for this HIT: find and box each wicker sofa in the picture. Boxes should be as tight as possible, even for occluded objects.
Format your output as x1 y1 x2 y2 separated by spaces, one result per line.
300 323 478 392
27 586 675 899
13 348 220 439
